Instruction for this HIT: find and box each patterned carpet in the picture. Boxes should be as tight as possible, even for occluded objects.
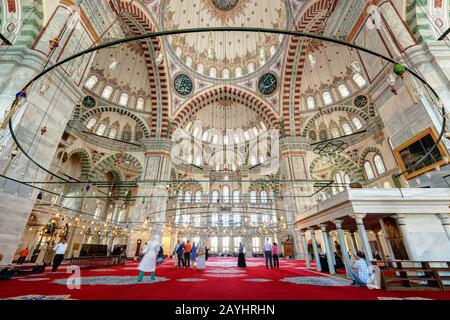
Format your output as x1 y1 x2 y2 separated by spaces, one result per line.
1 258 450 300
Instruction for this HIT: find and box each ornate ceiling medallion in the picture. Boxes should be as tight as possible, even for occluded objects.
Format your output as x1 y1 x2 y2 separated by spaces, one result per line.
174 73 194 97
202 0 250 24
258 72 278 96
211 0 239 11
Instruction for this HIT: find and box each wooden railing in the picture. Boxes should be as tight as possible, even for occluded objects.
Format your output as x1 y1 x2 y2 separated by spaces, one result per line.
68 255 126 270
377 260 450 291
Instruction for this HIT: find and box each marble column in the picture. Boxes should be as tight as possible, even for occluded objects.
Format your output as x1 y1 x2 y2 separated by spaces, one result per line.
394 214 417 260
334 220 351 276
353 214 374 261
437 214 450 244
378 218 396 260
328 233 337 265
346 232 357 254
309 227 321 272
319 224 335 274
300 229 311 269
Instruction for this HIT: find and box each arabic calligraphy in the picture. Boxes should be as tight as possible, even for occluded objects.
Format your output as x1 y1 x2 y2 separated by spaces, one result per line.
174 74 194 97
258 73 278 96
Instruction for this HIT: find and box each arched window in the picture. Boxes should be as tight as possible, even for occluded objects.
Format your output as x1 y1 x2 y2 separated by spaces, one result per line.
261 190 268 203
335 172 344 192
342 122 353 135
364 161 375 180
319 129 328 141
135 131 144 141
94 207 102 219
223 185 230 203
202 131 209 142
306 96 316 110
84 75 98 90
136 97 145 110
337 83 351 98
118 93 129 107
96 123 107 136
101 85 114 100
374 155 386 175
122 130 131 142
352 117 363 130
86 117 97 129
352 73 367 88
250 190 257 203
309 130 317 141
331 127 340 138
108 127 118 139
195 191 202 203
233 190 240 203
211 190 219 203
322 91 333 106
344 173 351 184
184 191 192 203
233 133 240 144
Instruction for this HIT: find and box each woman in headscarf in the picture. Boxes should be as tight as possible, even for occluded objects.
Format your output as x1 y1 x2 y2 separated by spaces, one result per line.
190 241 197 268
237 242 246 268
196 243 206 270
137 235 161 282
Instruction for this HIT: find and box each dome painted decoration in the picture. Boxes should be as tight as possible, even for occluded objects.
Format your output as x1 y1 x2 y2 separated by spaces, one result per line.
258 73 278 96
211 0 239 10
174 74 194 97
353 95 368 108
82 95 97 108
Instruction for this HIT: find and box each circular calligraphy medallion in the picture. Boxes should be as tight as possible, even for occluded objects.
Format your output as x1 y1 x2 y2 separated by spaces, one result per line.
174 73 194 97
210 0 239 11
258 72 278 96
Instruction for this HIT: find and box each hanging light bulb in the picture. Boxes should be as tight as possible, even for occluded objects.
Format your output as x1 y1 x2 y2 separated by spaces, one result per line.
308 53 316 67
350 61 361 73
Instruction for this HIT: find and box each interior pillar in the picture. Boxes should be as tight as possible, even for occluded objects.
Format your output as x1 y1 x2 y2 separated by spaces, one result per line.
353 214 374 261
319 224 335 274
309 227 321 272
300 229 311 269
333 220 351 277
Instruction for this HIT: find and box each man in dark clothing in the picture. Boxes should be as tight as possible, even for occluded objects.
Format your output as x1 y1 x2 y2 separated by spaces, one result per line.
177 242 185 268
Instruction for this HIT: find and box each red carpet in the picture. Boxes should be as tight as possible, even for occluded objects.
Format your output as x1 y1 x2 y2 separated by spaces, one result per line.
1 258 449 300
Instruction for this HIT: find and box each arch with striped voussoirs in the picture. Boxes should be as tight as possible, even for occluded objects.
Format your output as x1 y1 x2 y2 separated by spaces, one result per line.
89 153 144 182
281 0 339 137
114 0 170 139
359 146 383 168
309 153 363 182
301 105 370 138
171 85 280 132
79 105 151 139
67 148 92 180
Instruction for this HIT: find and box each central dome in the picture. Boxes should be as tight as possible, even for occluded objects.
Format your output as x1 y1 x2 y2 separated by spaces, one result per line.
162 0 288 79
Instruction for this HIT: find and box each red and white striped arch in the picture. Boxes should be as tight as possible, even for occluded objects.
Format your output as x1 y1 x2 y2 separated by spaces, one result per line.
281 0 337 137
112 0 170 138
172 86 280 132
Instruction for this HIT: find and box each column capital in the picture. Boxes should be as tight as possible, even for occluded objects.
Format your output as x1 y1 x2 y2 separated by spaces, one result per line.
333 219 343 229
352 213 366 224
437 213 450 225
394 214 408 225
318 224 328 232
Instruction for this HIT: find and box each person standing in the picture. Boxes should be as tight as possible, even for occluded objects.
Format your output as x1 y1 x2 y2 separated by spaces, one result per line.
177 241 185 268
205 245 209 261
17 247 29 265
52 239 67 273
272 243 279 269
237 243 246 268
196 243 206 270
137 235 161 282
173 240 180 267
43 242 56 267
263 238 273 269
190 242 197 268
156 246 164 265
184 240 192 268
